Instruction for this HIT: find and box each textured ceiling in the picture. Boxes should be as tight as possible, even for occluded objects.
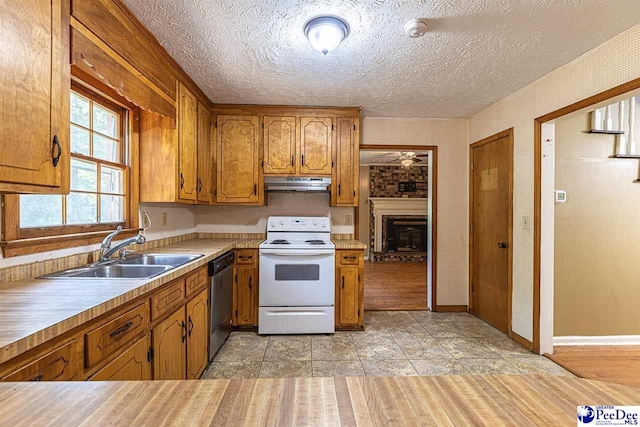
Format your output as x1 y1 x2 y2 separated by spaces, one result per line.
123 0 640 118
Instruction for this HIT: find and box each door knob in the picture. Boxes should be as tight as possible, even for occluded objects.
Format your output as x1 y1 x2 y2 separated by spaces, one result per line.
497 242 508 249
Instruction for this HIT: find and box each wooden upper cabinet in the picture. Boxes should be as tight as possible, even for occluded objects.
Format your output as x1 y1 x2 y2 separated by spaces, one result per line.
263 116 296 175
216 115 261 204
333 118 358 206
186 288 208 379
0 0 69 193
197 102 212 203
300 117 333 176
152 308 186 380
178 84 198 201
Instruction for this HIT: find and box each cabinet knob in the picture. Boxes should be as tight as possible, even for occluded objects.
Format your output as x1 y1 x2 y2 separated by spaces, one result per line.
180 173 185 189
51 135 62 167
498 242 508 249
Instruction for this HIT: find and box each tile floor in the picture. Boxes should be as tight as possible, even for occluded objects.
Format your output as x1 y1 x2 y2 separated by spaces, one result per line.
203 311 573 379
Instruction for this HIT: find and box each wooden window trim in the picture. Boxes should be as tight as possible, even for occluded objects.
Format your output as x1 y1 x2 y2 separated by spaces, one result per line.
1 82 140 258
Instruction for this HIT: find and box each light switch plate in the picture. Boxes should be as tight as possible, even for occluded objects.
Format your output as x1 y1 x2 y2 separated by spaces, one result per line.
161 212 168 227
345 214 353 226
522 215 531 230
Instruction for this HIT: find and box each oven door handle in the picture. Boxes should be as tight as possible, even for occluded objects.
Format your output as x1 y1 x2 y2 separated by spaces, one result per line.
260 249 335 256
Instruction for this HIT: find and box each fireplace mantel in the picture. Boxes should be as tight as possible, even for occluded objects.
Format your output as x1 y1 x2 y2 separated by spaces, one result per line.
369 198 428 252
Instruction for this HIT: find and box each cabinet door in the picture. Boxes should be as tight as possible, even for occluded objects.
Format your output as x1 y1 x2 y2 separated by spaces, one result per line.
333 118 358 206
0 0 69 193
338 267 361 325
263 116 296 175
152 308 186 380
178 84 198 201
197 102 211 203
186 288 208 379
216 115 261 204
90 335 151 381
233 266 256 326
300 117 332 176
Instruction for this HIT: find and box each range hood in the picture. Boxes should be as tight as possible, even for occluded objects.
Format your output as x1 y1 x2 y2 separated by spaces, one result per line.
265 177 331 192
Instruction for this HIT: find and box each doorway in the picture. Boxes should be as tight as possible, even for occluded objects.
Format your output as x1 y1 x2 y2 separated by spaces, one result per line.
356 145 437 311
469 129 513 334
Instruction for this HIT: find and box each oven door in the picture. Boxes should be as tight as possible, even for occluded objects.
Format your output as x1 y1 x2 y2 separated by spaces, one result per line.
259 249 335 306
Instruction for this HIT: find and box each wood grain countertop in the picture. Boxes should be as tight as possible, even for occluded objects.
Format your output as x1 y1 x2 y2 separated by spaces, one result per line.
333 240 367 250
0 238 262 365
0 375 638 425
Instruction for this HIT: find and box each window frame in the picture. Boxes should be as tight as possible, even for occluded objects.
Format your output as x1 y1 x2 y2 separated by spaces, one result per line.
1 80 140 257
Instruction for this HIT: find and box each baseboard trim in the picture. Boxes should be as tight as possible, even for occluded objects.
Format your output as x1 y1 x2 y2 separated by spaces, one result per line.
553 335 640 346
511 331 534 351
434 305 468 312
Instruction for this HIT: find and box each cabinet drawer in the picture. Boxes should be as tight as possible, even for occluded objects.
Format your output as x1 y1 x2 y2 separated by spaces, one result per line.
151 279 186 320
338 251 363 266
85 303 149 368
2 340 77 382
235 250 256 265
186 266 208 297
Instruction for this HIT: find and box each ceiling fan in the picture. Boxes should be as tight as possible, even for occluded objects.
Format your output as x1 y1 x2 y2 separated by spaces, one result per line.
383 151 428 167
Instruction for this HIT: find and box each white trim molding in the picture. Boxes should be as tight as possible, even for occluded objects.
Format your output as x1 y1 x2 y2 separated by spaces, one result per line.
369 198 428 253
554 335 640 346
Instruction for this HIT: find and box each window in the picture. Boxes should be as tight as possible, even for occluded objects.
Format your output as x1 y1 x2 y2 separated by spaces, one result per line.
2 83 139 256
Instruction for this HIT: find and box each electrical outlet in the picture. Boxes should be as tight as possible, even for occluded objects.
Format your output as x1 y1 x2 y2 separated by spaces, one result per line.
345 214 353 226
522 215 531 231
161 212 168 227
142 211 151 229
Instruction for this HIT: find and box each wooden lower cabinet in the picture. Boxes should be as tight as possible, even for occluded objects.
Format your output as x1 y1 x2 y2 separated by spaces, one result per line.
90 335 151 381
1 340 77 382
186 288 208 379
335 250 365 330
152 307 186 380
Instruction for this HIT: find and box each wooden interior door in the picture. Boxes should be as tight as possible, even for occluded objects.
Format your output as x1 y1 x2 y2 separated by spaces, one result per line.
263 116 296 175
178 84 198 201
197 102 211 203
90 335 151 381
470 131 512 334
186 288 208 379
216 115 260 203
0 0 68 191
233 266 256 326
334 117 357 206
152 308 186 380
300 117 332 176
338 267 360 325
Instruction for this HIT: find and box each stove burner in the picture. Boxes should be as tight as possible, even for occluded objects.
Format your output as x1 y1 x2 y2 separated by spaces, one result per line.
270 239 290 245
305 240 326 245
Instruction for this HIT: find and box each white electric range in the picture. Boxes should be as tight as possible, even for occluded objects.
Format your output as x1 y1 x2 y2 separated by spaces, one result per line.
258 216 335 334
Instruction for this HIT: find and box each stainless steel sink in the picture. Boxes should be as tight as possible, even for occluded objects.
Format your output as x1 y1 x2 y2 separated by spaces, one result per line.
70 265 172 279
120 254 202 267
38 253 204 280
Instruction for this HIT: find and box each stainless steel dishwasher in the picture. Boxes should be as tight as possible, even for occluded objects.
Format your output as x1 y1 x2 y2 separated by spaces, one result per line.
208 251 234 360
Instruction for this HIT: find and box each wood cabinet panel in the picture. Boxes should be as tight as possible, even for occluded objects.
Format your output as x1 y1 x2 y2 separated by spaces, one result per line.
152 308 186 380
300 117 332 176
151 279 185 321
233 266 256 326
333 117 358 206
85 302 149 368
197 102 212 203
178 84 198 201
90 335 151 381
0 0 69 193
186 288 208 379
338 267 361 325
216 115 261 204
2 340 77 382
263 116 296 175
185 266 208 298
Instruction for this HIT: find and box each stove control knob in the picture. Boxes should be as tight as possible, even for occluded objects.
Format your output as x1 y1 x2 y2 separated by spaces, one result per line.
280 219 286 226
321 221 327 228
312 220 318 226
270 221 276 228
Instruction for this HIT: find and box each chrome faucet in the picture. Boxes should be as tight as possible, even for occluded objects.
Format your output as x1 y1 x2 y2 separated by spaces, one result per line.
98 226 146 263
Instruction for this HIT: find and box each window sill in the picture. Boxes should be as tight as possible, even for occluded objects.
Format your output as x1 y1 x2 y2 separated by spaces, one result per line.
1 228 140 258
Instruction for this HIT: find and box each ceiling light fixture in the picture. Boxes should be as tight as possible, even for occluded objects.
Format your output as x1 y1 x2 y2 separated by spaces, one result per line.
401 159 413 168
304 16 349 55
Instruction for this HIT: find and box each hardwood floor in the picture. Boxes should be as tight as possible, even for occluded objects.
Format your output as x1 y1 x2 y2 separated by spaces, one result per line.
1 376 638 425
364 261 427 310
546 346 640 388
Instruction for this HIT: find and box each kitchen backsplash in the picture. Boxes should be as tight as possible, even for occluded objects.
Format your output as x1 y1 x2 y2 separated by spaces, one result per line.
369 165 428 198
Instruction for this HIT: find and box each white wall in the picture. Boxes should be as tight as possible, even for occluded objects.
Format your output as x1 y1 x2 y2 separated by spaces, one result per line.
361 118 469 306
469 23 640 342
194 192 354 234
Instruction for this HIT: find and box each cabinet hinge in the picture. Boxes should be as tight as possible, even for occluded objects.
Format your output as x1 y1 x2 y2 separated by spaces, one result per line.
331 161 334 168
470 224 474 233
262 123 264 129
471 282 474 293
261 160 264 167
471 161 474 171
214 121 217 129
358 309 360 316
331 124 334 131
354 124 356 131
147 347 154 362
353 191 356 197
235 309 238 317
235 274 238 283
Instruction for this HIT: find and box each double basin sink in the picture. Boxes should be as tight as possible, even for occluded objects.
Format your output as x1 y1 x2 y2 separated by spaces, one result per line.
39 254 204 280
